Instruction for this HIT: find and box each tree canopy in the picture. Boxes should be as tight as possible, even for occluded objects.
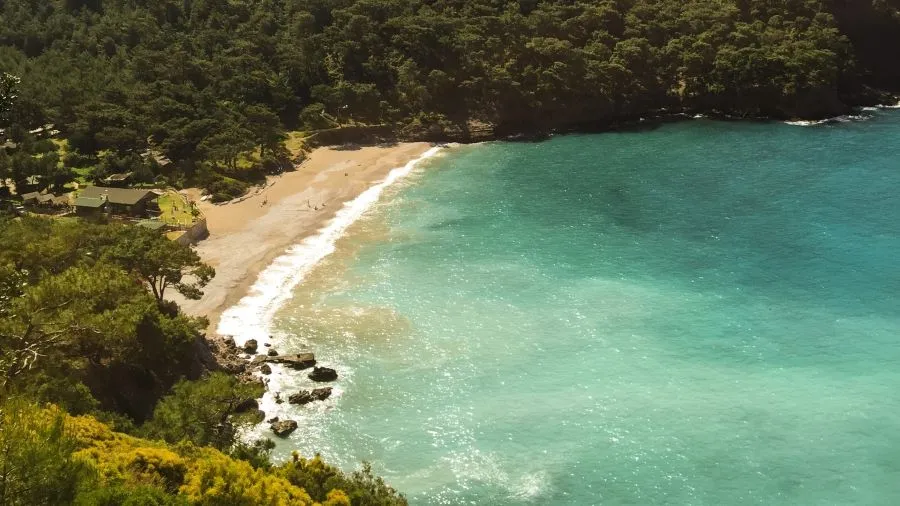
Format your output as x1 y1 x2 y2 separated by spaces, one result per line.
1 0 898 195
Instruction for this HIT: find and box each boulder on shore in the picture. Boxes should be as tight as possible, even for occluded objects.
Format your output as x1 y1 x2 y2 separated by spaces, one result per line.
308 366 338 382
260 364 272 375
270 419 298 437
243 339 258 354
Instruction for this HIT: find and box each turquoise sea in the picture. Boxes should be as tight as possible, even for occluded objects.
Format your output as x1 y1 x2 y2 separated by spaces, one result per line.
262 110 900 505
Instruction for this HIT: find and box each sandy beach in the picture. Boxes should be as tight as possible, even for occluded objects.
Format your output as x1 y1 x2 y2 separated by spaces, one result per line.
172 142 432 332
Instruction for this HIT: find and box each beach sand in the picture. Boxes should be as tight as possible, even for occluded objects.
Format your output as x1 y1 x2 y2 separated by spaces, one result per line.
172 142 432 331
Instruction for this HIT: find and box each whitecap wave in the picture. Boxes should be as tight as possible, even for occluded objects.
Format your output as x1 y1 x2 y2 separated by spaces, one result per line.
217 146 443 350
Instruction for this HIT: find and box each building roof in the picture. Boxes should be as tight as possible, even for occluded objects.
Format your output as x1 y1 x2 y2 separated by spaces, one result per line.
103 172 133 183
38 194 70 206
74 196 106 208
136 219 167 231
79 186 156 206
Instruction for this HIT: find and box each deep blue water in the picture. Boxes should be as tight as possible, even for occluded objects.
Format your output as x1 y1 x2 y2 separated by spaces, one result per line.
268 110 900 505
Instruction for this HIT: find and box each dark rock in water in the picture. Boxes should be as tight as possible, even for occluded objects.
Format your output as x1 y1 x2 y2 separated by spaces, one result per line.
260 364 272 375
243 339 258 353
234 398 259 413
274 392 283 404
271 419 297 437
308 366 338 382
267 349 279 357
251 409 266 423
288 391 314 405
223 337 237 349
270 353 316 370
250 353 315 369
264 342 271 347
311 387 332 401
288 387 333 405
267 416 279 424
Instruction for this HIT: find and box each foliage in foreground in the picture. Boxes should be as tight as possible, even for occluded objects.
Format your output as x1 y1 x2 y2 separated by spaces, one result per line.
0 399 406 506
0 217 212 421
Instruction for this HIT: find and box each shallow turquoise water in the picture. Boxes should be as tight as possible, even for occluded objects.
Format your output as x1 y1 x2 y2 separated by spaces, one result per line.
270 111 900 505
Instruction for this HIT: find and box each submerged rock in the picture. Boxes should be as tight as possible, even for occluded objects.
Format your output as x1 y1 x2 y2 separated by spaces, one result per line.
271 419 298 437
308 366 338 382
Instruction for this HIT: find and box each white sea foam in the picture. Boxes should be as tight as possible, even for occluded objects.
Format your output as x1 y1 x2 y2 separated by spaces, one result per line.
883 100 900 109
217 145 444 351
783 114 873 127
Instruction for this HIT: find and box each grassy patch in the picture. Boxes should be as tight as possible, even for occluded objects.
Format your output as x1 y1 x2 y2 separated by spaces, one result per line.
284 131 308 157
235 148 261 170
157 192 197 227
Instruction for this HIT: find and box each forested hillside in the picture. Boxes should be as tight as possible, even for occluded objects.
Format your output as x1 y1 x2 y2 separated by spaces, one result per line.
0 216 407 505
1 0 899 194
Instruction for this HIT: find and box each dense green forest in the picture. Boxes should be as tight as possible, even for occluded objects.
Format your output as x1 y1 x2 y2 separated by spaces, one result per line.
0 216 407 505
1 0 899 195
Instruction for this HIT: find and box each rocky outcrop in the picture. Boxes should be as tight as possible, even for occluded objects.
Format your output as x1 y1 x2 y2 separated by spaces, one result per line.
234 398 259 413
251 352 316 370
308 367 337 382
243 339 258 354
288 387 332 405
288 391 314 405
271 419 297 437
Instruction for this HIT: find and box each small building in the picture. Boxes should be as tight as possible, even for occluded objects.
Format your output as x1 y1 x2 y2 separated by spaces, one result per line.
74 196 106 218
20 191 41 205
102 172 133 187
78 186 158 216
37 194 71 209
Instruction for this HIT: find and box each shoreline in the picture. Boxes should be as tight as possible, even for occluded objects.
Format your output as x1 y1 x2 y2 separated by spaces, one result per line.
172 142 434 336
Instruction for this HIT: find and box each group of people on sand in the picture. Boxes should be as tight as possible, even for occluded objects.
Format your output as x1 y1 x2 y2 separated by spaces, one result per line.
258 194 327 211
